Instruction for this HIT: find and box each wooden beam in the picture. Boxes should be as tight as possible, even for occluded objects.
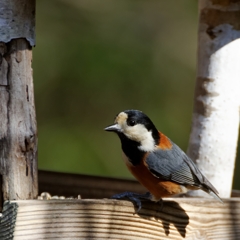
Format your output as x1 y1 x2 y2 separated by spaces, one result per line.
0 0 38 206
0 39 38 203
38 170 240 199
0 198 239 239
38 170 146 199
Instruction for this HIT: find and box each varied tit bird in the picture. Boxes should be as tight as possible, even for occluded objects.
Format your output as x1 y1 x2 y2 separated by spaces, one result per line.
105 109 222 210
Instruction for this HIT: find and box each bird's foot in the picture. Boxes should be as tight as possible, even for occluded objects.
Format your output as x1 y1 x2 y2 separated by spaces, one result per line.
157 198 164 211
111 191 151 212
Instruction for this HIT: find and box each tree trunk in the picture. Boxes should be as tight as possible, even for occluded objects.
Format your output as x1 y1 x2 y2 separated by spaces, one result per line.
187 0 240 198
0 0 37 209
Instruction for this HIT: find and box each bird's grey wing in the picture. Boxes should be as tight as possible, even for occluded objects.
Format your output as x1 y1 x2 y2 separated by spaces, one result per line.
145 142 212 189
146 141 222 202
145 145 198 186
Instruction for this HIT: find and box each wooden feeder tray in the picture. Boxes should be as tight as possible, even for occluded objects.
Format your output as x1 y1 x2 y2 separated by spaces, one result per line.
1 198 240 239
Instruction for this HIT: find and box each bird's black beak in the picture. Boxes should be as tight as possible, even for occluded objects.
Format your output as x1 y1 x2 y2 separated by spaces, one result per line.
104 124 121 132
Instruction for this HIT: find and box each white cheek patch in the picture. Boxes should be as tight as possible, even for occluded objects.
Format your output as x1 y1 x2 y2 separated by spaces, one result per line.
124 124 156 152
138 131 156 152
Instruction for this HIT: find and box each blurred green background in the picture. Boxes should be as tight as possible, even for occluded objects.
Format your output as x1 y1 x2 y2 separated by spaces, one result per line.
33 0 240 189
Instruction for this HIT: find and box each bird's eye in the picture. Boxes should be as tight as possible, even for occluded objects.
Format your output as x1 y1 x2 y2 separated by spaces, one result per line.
128 120 136 126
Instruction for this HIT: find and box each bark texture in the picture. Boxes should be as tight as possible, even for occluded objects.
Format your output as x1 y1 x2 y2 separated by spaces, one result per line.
0 39 38 203
187 0 240 198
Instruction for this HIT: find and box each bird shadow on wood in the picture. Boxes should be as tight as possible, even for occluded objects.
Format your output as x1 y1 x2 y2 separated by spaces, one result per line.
137 199 189 238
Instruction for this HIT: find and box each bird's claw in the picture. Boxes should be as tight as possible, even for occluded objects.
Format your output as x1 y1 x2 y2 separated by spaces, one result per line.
127 196 142 212
157 198 164 211
111 191 151 212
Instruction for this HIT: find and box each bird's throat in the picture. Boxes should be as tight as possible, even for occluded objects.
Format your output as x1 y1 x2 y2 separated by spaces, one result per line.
118 133 145 166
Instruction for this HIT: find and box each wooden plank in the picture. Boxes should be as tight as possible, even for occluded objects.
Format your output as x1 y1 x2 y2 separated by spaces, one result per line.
0 198 239 240
231 189 240 197
38 170 146 199
38 170 240 199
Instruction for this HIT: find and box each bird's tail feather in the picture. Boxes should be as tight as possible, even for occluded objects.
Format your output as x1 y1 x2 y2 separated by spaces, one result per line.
209 190 223 203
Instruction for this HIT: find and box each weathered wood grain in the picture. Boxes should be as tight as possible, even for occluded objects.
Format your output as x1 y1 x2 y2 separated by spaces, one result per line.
0 0 37 210
0 198 239 240
38 170 240 199
38 170 146 199
0 38 38 205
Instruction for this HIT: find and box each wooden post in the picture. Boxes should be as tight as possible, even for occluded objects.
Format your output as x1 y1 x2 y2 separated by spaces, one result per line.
0 0 37 209
187 0 240 198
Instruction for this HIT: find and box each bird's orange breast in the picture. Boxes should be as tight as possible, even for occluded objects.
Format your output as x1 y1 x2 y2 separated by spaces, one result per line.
123 152 183 201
